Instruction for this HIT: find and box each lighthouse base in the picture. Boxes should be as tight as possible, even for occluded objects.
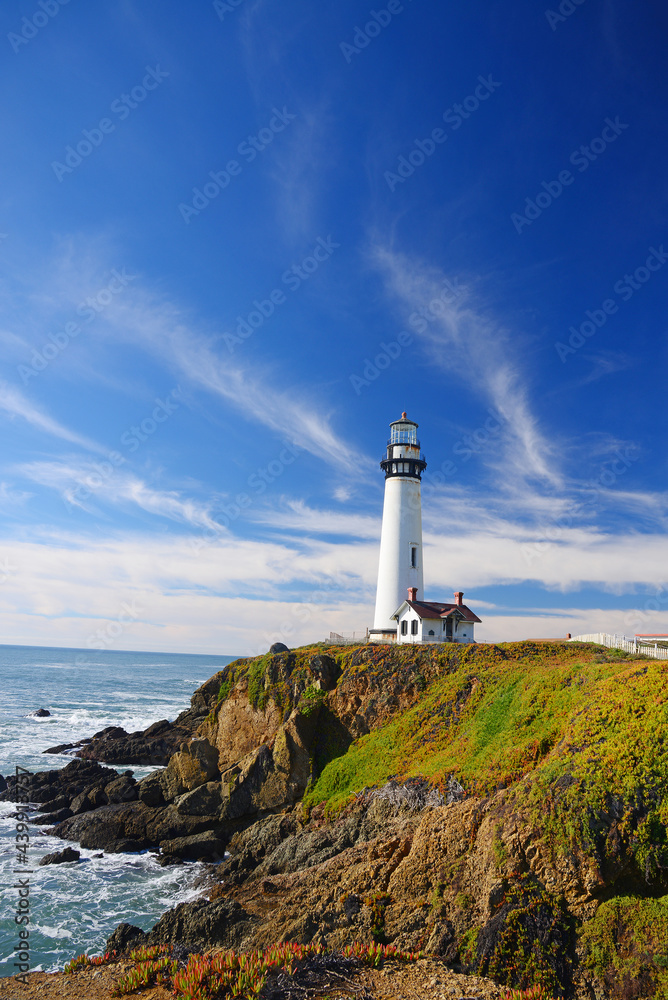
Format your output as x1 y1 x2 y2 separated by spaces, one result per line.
368 628 398 645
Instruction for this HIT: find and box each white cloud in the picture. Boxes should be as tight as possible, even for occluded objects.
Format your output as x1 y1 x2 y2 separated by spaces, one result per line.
249 498 380 538
0 382 101 452
19 459 224 533
373 247 562 494
93 277 374 477
0 481 32 506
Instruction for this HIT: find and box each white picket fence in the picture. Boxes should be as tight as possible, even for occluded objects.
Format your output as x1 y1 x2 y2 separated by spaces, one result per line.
570 632 668 660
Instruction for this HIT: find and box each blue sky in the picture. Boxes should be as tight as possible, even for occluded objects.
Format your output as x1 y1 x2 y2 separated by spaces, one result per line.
0 0 667 654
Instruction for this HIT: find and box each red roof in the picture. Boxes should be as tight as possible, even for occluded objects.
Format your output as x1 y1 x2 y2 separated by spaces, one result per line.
395 600 482 624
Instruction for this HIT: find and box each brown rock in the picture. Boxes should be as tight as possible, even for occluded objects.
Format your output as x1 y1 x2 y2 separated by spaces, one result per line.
160 737 220 800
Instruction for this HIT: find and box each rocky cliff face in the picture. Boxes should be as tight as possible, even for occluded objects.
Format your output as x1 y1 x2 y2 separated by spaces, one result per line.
6 641 668 998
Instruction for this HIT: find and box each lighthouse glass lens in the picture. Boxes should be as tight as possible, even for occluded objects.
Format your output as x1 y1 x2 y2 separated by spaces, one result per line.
390 425 417 445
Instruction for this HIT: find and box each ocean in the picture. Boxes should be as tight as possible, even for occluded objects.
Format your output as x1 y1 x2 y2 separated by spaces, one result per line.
0 643 237 976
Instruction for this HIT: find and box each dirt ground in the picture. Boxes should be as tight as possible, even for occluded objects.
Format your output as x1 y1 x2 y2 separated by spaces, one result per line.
0 957 505 999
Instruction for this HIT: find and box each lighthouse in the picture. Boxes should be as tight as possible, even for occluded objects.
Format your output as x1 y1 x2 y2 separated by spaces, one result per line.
370 413 427 643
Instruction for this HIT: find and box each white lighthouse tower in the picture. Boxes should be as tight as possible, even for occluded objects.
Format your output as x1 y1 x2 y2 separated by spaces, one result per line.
370 413 427 643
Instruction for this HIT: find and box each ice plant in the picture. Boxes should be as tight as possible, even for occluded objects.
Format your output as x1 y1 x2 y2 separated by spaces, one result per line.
64 949 116 974
106 939 422 998
503 987 551 999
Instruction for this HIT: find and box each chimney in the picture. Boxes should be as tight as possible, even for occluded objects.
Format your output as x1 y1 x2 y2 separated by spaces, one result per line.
407 587 417 602
454 591 463 606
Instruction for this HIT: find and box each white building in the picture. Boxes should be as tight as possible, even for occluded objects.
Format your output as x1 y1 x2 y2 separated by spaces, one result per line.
392 590 481 644
370 413 427 643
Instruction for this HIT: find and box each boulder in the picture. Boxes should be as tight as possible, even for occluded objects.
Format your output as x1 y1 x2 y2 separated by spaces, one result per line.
143 803 218 845
29 708 51 717
105 775 138 804
176 781 224 817
159 830 227 861
160 738 220 801
146 897 257 952
70 789 101 815
51 801 154 852
106 922 147 954
269 642 289 654
309 654 341 691
220 706 321 821
39 847 80 866
37 795 69 813
0 758 119 805
47 714 206 766
137 771 165 807
33 807 72 825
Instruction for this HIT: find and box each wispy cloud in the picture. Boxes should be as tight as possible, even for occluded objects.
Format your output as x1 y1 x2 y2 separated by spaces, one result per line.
249 498 380 538
2 238 373 478
0 382 102 452
373 247 562 493
0 482 32 506
106 290 374 475
19 459 223 532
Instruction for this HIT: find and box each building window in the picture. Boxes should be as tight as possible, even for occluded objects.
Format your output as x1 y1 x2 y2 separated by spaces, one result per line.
411 619 418 635
411 546 417 568
401 620 407 635
428 629 435 636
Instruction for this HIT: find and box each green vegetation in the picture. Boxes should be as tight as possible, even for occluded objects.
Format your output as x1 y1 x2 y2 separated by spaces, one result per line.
580 895 668 998
364 892 391 942
211 647 324 716
63 942 422 999
465 878 574 994
202 639 668 997
299 642 668 879
298 683 326 716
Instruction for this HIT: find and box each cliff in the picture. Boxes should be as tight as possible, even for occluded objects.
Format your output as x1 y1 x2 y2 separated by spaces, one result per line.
6 640 668 998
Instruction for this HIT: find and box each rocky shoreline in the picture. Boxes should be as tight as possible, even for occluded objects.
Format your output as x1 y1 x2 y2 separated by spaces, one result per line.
3 641 668 998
